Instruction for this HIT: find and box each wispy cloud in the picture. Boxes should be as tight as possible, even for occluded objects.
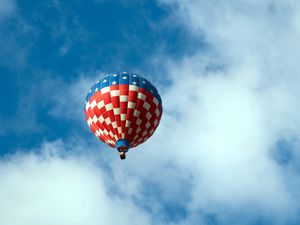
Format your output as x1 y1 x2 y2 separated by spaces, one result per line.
0 0 15 21
0 0 37 70
47 73 98 122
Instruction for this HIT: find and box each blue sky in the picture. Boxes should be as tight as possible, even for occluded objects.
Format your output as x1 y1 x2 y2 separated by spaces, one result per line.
1 1 300 225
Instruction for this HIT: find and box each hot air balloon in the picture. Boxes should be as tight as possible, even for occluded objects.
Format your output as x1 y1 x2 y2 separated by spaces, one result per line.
84 72 163 160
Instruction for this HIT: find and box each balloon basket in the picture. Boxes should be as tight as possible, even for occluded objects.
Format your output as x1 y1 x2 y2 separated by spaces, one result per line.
120 152 126 160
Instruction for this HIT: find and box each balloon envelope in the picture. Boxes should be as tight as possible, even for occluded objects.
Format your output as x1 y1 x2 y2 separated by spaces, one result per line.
84 72 163 154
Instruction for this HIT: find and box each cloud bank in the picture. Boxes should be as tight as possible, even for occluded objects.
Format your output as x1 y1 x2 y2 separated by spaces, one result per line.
0 141 152 225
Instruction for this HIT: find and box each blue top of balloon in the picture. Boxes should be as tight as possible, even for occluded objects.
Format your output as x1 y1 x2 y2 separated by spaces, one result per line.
85 72 162 105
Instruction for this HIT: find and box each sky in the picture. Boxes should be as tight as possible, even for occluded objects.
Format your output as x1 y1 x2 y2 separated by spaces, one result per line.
1 0 300 225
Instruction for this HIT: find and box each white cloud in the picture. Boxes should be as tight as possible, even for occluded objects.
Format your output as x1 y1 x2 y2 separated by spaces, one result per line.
0 140 152 225
150 0 300 223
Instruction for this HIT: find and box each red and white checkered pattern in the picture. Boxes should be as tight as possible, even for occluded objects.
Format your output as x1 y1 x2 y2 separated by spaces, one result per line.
85 84 162 149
